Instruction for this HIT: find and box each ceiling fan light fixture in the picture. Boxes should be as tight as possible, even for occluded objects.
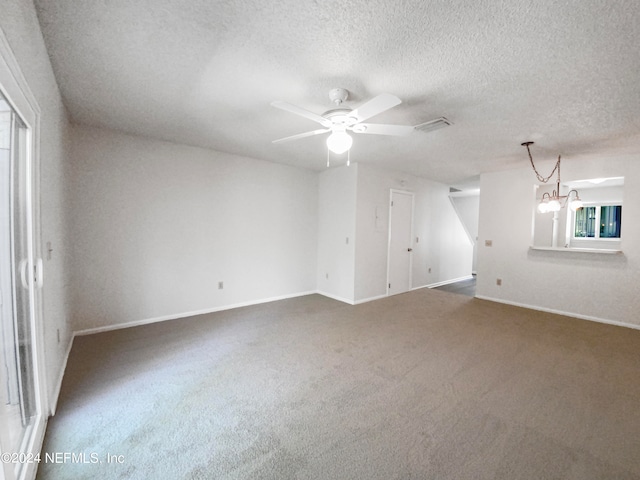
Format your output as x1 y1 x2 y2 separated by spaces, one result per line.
326 130 353 154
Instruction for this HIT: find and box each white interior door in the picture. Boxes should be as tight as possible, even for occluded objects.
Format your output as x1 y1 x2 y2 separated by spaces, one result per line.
387 190 414 296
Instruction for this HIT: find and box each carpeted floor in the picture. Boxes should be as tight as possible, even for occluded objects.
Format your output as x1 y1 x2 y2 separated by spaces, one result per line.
37 289 640 479
433 275 476 296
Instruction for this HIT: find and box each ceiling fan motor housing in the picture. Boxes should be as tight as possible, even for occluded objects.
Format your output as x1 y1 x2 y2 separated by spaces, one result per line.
323 108 358 127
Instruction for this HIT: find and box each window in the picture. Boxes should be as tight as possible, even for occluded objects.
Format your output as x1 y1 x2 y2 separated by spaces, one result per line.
600 205 622 238
573 204 622 239
574 206 596 238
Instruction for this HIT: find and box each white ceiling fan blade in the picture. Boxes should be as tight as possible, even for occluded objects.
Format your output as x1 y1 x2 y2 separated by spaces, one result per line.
272 128 330 144
271 101 332 127
351 93 402 122
354 123 415 136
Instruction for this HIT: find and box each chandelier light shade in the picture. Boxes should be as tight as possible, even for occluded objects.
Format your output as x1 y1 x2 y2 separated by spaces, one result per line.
522 142 582 214
326 129 353 154
568 197 583 211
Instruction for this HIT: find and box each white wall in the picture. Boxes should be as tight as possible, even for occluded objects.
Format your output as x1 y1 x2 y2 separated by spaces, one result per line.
316 164 357 303
449 193 480 273
412 175 474 290
0 0 73 411
353 163 394 301
69 125 318 331
477 156 640 328
353 163 473 302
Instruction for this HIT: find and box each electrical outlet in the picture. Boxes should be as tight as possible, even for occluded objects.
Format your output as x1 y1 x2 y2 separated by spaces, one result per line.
218 281 224 290
496 278 502 286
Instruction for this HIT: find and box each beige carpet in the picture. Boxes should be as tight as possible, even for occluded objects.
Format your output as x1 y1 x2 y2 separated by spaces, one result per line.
37 289 640 479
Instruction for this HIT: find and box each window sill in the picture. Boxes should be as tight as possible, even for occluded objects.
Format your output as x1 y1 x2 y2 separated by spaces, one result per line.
529 246 623 254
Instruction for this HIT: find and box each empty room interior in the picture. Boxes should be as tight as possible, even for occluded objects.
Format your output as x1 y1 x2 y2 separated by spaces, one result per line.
1 1 640 479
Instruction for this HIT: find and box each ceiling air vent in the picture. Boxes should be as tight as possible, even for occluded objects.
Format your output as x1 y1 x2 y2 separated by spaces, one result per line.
414 117 452 132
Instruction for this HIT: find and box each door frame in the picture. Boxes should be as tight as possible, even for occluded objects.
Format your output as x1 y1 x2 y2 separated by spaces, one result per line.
0 28 47 480
386 189 414 296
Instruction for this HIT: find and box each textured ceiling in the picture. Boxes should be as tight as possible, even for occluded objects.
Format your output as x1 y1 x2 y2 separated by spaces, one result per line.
34 0 640 186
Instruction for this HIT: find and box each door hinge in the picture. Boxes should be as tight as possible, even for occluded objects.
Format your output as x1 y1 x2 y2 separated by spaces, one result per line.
391 201 394 207
388 283 391 289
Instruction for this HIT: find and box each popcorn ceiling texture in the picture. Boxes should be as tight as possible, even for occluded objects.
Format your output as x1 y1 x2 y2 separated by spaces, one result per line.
34 0 640 184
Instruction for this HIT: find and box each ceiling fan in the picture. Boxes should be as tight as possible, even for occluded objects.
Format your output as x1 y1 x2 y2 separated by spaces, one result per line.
271 88 415 155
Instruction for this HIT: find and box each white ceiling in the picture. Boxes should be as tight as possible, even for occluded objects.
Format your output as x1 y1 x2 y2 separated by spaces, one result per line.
33 0 640 187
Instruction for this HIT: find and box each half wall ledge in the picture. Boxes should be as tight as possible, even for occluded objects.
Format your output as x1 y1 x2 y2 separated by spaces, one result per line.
529 246 623 255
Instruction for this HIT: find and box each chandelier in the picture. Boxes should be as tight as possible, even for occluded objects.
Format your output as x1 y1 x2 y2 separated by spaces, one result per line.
522 142 583 213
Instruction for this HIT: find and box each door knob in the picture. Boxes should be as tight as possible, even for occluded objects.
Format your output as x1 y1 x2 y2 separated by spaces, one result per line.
407 248 413 252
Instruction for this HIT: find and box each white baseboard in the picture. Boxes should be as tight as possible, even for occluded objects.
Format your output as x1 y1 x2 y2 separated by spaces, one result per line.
74 290 318 337
316 290 355 305
421 275 475 289
316 291 396 305
475 295 640 331
319 278 478 305
354 293 388 305
49 333 75 416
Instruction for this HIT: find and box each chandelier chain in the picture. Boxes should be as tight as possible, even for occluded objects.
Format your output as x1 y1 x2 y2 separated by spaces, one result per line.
524 143 560 183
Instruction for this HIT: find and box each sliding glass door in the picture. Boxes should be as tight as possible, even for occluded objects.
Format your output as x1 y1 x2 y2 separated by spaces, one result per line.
0 85 43 480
